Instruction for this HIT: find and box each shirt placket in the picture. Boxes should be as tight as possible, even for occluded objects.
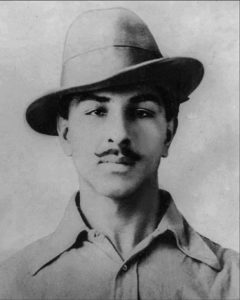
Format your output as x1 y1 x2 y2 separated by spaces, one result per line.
88 229 140 300
111 260 139 300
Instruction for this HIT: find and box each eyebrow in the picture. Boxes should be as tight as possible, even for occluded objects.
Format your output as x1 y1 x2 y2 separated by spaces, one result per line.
130 94 163 106
74 92 163 106
73 93 109 103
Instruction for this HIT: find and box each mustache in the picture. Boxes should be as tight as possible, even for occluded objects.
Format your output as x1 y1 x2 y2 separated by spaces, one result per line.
95 147 141 161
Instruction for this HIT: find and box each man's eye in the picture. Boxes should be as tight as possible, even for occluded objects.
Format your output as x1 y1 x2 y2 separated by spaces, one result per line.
135 109 155 119
86 107 107 117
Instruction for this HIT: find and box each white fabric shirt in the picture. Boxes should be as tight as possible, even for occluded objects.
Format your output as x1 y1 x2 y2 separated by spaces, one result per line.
0 190 239 299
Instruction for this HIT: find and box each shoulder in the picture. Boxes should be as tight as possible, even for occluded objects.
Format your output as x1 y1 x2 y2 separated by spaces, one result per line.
0 231 55 269
201 235 239 268
0 233 54 298
200 235 239 299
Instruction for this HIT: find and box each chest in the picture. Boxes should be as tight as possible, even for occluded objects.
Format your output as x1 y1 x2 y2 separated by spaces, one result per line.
27 241 216 300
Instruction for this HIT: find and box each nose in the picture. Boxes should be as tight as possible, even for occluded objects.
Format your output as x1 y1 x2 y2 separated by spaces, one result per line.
106 111 131 147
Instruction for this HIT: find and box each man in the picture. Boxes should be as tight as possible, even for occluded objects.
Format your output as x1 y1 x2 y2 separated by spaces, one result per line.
0 7 238 300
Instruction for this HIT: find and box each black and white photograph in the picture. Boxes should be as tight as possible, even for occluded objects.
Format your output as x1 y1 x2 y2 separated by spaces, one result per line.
0 1 239 299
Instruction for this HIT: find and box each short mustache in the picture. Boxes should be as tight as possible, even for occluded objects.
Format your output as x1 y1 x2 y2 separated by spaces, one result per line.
95 147 141 161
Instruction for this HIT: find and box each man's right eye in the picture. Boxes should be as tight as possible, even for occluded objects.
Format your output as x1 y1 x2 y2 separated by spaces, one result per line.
85 107 107 117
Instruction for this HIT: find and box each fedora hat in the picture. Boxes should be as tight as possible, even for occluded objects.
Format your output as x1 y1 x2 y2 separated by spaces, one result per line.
26 7 204 135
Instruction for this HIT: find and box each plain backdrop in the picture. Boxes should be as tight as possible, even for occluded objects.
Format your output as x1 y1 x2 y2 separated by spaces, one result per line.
0 1 239 263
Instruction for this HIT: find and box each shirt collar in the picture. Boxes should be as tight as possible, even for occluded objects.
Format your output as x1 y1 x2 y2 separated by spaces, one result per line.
31 190 221 275
156 190 221 271
30 192 87 275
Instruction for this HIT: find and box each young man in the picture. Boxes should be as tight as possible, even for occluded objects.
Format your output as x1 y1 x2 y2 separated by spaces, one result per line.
0 7 238 300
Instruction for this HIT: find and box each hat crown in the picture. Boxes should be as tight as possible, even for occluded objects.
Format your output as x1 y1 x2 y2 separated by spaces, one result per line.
63 7 161 65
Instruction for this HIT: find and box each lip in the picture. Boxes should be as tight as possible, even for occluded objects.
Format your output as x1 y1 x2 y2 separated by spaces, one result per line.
98 155 136 166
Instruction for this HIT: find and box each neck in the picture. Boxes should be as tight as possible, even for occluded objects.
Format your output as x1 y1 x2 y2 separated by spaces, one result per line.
78 177 161 258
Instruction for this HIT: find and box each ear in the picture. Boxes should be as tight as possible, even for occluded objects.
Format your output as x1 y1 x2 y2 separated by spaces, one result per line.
162 119 177 158
57 116 72 156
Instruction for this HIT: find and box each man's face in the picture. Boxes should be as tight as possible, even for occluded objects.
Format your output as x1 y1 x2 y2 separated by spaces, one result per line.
58 84 175 199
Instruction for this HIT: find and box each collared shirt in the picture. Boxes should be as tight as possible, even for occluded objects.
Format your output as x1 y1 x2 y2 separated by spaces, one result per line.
0 190 239 300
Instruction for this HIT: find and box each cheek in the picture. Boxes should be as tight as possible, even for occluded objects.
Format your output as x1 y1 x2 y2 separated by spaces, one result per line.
69 123 98 159
136 122 167 154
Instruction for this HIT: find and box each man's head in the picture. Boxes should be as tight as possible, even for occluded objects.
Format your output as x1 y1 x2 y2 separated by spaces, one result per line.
25 7 204 198
24 7 204 198
57 83 177 199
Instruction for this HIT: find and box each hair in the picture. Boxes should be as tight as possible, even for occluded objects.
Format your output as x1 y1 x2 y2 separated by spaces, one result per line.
58 92 86 120
153 85 179 134
57 84 179 132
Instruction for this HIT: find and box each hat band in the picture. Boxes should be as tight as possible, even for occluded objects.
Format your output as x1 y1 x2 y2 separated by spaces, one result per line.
61 46 160 88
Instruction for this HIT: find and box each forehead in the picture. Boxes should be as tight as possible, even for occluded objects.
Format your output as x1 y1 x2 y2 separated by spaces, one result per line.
70 84 164 107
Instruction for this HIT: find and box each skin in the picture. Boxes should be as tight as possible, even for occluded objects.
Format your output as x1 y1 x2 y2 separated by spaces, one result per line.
57 84 176 257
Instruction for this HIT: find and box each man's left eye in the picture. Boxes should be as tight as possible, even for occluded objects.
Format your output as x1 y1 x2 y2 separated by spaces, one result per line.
135 109 155 118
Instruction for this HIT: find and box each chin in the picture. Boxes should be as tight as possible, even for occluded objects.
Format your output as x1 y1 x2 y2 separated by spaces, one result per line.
91 177 141 199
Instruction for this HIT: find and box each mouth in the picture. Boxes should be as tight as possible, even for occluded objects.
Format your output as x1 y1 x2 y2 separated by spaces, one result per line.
98 155 137 166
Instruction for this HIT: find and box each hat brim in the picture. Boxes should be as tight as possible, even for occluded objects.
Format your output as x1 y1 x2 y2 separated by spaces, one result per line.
26 57 204 135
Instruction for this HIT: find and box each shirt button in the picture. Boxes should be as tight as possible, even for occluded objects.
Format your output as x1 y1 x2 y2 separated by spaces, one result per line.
122 264 128 271
94 231 100 238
